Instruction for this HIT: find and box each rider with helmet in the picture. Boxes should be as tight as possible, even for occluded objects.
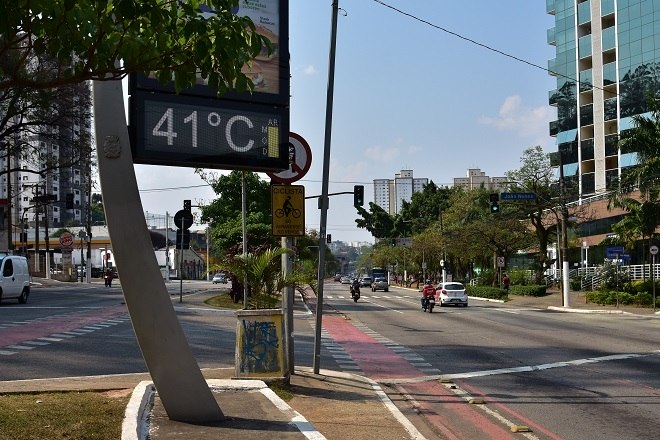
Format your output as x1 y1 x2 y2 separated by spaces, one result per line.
420 279 436 309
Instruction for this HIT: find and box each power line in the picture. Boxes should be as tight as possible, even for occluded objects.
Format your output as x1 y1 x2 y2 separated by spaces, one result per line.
370 0 613 96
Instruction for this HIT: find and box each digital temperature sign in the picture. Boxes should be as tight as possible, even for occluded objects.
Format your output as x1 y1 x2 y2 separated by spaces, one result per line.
130 91 288 171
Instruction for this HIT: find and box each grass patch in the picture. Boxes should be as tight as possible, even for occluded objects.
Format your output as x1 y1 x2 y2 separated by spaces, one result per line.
268 382 294 402
204 293 244 310
0 391 129 440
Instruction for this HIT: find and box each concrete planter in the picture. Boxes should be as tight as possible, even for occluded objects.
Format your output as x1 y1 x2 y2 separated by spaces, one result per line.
235 309 286 379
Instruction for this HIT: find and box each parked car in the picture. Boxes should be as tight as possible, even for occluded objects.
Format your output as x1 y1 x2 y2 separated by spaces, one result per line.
436 281 468 307
0 255 30 304
359 276 372 287
212 273 227 284
371 277 389 292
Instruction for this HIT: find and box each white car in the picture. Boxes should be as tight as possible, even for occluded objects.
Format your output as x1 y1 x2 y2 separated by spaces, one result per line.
212 273 227 284
436 282 468 307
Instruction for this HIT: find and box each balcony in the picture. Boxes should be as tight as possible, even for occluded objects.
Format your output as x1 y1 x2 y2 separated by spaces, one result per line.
581 138 595 160
579 69 592 92
602 26 616 52
601 0 615 16
578 0 592 25
546 0 555 15
603 62 617 86
579 34 592 59
605 133 618 156
547 27 556 45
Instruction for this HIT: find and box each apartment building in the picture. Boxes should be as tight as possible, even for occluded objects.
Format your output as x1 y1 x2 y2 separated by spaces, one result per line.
373 170 428 215
452 168 507 191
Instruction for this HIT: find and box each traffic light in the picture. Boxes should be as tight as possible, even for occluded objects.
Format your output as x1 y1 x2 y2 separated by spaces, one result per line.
326 234 332 243
65 193 74 209
183 199 191 212
489 193 499 214
353 185 364 207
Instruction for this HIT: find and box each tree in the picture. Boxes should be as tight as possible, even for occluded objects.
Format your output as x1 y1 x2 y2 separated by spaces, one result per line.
1 0 270 94
198 170 275 255
354 202 395 240
504 146 563 282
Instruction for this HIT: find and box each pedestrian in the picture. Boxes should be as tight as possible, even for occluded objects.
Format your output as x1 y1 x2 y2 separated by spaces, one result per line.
105 268 113 287
502 273 510 292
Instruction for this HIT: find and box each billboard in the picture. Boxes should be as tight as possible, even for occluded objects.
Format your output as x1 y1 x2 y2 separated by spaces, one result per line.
129 0 289 172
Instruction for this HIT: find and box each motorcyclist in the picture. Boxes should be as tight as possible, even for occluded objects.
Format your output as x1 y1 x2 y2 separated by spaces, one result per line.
351 278 361 296
420 279 436 309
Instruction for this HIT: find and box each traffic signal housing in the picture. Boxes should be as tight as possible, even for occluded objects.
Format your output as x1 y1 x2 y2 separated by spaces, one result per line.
326 234 332 243
353 185 364 207
183 199 191 212
489 193 500 214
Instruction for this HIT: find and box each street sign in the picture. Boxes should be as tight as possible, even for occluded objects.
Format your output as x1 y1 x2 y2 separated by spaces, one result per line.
606 246 625 259
173 209 194 230
59 232 74 247
497 256 505 268
500 192 537 201
271 185 305 236
651 245 659 256
267 132 312 184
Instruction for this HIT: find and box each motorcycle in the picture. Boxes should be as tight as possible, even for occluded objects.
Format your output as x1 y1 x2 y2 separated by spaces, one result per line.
421 295 435 313
350 283 360 302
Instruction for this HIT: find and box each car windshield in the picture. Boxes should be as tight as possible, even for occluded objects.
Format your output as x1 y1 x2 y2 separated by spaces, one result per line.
444 283 464 290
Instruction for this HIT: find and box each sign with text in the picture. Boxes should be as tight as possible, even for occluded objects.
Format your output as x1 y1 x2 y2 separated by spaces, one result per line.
271 185 305 236
500 192 537 201
128 0 290 172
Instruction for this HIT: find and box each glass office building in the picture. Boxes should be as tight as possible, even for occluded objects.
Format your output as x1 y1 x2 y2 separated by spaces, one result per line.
547 0 658 199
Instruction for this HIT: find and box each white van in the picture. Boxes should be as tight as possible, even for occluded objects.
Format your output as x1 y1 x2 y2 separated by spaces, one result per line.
0 255 31 304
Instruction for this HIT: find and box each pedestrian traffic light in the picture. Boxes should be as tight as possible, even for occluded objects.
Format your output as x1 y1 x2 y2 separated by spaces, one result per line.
353 185 364 207
65 193 74 209
326 234 332 243
183 199 191 212
490 201 500 214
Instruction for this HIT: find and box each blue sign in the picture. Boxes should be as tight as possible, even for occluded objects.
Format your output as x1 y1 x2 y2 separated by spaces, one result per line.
606 246 628 262
500 192 537 201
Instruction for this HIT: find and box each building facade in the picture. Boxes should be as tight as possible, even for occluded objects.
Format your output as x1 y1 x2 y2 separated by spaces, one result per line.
373 170 428 215
547 0 653 199
452 168 507 191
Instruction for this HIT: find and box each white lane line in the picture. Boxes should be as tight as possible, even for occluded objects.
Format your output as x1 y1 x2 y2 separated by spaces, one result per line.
379 351 660 385
361 299 404 314
492 308 521 315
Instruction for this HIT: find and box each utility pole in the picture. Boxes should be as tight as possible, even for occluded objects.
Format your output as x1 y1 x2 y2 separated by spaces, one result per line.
313 0 339 375
559 154 570 307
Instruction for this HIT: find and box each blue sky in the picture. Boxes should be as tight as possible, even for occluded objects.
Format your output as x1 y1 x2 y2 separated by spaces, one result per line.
134 0 557 244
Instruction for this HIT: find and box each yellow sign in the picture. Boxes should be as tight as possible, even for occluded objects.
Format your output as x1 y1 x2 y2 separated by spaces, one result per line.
272 185 305 236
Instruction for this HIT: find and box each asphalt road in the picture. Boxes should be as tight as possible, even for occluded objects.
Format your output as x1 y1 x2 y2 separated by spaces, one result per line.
3 279 660 439
321 281 660 439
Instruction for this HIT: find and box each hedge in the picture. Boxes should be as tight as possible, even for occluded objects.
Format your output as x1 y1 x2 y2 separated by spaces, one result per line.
508 285 547 297
585 290 655 306
466 285 508 300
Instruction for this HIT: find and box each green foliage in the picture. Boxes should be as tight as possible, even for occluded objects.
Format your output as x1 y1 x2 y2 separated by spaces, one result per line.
570 275 583 291
476 268 497 286
508 285 547 297
625 279 660 294
1 0 269 93
508 268 532 285
586 290 654 306
466 285 508 300
597 260 631 290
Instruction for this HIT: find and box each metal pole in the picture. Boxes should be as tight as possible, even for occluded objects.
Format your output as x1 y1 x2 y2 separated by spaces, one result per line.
165 212 170 282
282 236 294 379
559 155 570 307
241 171 248 308
206 226 210 281
179 228 183 303
313 0 339 375
653 254 656 313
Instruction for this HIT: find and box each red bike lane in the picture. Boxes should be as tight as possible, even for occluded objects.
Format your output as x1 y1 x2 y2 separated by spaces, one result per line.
0 304 128 348
322 313 558 439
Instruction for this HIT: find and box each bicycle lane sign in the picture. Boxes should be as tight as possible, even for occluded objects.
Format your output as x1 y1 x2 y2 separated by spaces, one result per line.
271 184 305 236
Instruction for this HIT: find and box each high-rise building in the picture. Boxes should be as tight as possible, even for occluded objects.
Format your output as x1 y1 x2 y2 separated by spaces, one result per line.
373 170 428 215
547 0 650 199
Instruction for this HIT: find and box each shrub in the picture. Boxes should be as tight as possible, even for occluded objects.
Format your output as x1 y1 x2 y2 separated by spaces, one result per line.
476 268 497 286
508 268 532 286
586 290 651 306
509 285 547 297
466 285 508 300
569 275 582 291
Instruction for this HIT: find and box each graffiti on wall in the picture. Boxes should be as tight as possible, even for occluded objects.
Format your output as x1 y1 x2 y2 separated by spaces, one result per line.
239 319 282 374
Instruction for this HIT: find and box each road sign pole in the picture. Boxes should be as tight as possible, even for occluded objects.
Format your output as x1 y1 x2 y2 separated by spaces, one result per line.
651 245 658 312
